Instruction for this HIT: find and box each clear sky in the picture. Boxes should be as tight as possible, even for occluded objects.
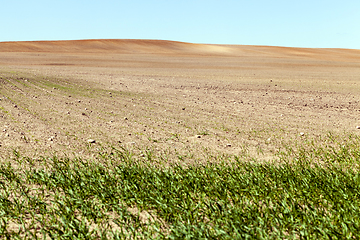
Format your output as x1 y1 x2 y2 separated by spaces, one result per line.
2 0 360 49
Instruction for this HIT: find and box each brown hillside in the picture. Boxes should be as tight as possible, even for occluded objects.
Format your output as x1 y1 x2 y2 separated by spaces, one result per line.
0 39 359 61
0 39 225 55
1 39 360 160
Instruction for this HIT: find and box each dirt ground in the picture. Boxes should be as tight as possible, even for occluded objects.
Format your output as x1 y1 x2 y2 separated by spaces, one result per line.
1 39 360 162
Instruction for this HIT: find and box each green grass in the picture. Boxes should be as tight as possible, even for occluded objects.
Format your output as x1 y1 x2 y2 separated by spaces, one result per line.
1 135 360 239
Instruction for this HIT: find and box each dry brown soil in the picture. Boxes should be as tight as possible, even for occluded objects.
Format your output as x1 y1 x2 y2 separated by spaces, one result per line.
1 39 360 162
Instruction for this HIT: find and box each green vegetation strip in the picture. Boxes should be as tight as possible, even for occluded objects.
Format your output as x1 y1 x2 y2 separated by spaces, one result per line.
1 141 360 239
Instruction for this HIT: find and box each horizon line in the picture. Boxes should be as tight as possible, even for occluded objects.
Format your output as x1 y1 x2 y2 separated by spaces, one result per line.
1 38 359 51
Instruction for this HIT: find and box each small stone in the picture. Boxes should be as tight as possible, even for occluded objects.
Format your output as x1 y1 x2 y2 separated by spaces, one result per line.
48 137 53 141
182 107 186 110
300 132 305 136
356 126 360 129
140 154 145 157
124 117 128 120
14 105 17 108
226 144 232 147
196 135 201 138
129 142 136 145
67 111 70 114
87 139 96 144
82 112 86 116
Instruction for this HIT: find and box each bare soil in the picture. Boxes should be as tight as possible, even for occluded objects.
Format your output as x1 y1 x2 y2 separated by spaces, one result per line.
1 39 360 162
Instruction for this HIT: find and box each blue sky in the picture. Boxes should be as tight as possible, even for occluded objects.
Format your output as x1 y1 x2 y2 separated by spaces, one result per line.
1 0 359 49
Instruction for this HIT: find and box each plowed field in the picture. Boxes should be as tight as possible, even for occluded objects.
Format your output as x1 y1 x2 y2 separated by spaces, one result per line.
1 39 360 161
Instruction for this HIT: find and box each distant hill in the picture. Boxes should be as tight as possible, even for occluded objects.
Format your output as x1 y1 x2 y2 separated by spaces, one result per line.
0 39 359 61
